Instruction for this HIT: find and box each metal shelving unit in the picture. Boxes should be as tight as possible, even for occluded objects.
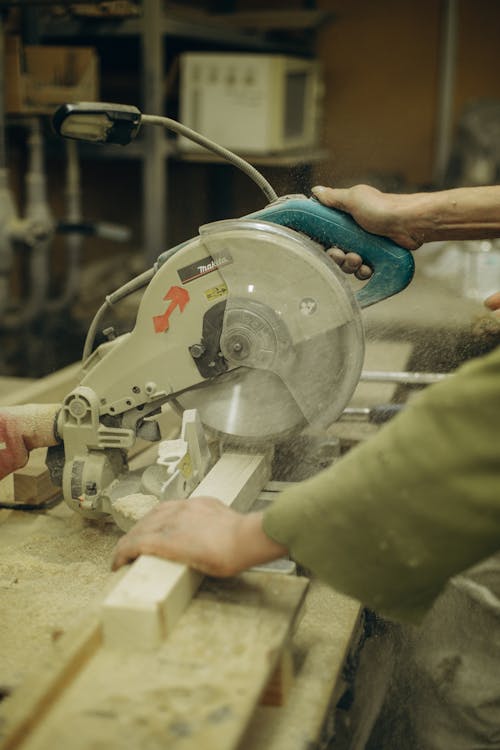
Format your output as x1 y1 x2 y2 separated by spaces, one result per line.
175 147 329 168
32 0 331 264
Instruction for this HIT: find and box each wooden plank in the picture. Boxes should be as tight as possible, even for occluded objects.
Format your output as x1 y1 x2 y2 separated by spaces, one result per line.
0 361 362 748
0 619 102 750
0 573 308 750
210 9 333 30
0 441 360 750
102 555 200 651
70 1 140 18
102 451 272 650
240 581 362 750
191 451 272 511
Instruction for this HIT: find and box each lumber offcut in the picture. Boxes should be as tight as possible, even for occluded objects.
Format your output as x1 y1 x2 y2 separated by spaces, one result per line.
102 451 272 649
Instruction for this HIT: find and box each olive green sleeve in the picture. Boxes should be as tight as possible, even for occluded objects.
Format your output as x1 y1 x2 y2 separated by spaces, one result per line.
263 345 500 624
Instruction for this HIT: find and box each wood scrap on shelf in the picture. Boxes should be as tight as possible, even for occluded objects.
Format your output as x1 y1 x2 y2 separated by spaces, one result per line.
59 2 140 18
210 9 335 31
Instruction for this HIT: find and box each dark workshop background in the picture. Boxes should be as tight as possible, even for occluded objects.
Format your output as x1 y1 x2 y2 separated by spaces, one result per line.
2 0 500 376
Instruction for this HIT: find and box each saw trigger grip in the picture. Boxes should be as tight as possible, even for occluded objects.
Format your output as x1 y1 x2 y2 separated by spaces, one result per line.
249 196 415 308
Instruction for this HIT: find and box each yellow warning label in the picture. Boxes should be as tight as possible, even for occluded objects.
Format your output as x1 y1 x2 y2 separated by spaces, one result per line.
179 453 193 479
204 283 228 302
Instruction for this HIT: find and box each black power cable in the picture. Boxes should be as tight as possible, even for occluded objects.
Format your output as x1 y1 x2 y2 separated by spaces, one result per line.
0 494 63 512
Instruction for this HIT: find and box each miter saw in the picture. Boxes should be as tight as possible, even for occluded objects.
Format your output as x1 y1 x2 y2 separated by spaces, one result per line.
48 103 414 530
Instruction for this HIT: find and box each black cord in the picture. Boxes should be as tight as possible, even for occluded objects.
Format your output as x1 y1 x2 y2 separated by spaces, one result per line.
0 494 63 512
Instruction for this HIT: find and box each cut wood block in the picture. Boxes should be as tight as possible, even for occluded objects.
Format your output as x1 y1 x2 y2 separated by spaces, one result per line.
101 451 272 650
12 463 59 506
0 449 58 508
102 555 201 651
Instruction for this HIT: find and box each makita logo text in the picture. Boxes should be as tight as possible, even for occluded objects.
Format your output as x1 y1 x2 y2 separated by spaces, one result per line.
198 256 229 273
178 252 233 284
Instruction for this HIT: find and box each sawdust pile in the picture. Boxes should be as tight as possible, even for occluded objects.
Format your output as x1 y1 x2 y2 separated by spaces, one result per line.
112 492 159 531
0 504 122 689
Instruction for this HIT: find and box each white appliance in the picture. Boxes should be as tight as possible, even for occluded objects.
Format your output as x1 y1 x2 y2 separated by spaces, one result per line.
178 52 323 154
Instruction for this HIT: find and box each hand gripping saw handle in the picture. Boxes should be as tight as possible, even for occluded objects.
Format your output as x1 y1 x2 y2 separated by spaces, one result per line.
248 196 415 308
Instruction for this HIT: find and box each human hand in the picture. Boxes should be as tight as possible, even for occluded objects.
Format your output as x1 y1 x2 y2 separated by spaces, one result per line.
325 246 373 280
0 404 60 481
312 184 424 251
112 496 287 575
485 291 500 316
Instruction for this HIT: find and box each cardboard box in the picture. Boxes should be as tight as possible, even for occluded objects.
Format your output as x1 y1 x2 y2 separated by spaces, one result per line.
5 36 99 114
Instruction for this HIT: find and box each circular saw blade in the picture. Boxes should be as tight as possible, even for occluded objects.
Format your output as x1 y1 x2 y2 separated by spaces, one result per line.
175 220 364 444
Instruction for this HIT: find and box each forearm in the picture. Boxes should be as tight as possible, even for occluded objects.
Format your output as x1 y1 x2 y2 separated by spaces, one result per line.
313 184 500 250
0 404 59 479
233 511 288 571
402 186 500 244
264 345 500 623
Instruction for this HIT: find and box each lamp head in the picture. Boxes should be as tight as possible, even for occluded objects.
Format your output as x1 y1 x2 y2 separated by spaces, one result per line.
52 102 142 145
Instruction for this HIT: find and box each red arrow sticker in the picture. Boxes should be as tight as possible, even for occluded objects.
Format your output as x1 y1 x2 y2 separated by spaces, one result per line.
153 286 190 333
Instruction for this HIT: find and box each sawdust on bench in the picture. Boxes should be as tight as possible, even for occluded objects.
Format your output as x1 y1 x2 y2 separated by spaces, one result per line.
0 504 122 689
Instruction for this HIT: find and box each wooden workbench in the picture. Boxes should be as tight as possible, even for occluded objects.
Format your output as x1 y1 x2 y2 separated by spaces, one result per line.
0 338 413 749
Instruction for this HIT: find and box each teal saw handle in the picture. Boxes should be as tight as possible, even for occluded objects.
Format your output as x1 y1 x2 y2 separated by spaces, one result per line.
248 196 414 308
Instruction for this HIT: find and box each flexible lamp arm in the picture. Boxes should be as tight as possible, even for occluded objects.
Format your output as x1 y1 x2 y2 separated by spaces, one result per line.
52 102 277 202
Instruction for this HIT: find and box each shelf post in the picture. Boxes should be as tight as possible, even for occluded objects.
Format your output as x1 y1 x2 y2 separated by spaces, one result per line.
141 0 167 264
